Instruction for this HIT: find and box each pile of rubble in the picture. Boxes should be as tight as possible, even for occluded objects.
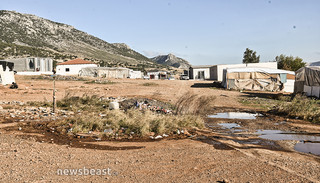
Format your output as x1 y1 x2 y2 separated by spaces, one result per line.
0 105 74 122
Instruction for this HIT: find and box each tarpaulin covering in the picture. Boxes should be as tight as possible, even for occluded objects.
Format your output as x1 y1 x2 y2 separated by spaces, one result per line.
296 67 320 86
294 67 320 96
223 67 294 92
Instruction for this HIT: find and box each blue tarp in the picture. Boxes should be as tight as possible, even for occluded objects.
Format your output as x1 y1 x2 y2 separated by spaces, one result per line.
280 73 287 83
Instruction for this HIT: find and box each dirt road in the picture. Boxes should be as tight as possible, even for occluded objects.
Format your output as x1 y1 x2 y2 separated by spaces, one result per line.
0 76 319 182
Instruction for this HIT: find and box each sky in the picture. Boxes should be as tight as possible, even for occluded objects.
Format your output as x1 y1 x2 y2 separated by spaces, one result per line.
0 0 320 65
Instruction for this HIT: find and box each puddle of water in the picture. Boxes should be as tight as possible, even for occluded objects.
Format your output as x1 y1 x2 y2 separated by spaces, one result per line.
257 130 320 156
256 130 320 141
208 112 261 119
218 123 241 129
294 143 320 156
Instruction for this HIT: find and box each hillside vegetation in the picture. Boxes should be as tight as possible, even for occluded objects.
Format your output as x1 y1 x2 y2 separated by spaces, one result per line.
0 10 163 69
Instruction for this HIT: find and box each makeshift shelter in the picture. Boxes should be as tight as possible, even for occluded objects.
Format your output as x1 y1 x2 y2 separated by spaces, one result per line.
294 66 320 97
0 61 15 85
79 67 134 79
222 68 295 92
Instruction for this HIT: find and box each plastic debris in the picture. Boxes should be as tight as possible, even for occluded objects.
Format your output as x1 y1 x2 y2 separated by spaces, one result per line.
154 135 163 139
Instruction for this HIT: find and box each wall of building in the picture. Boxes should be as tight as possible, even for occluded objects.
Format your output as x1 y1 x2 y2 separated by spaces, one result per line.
56 64 97 75
147 72 167 80
129 70 142 79
283 79 295 93
216 62 277 81
8 58 53 73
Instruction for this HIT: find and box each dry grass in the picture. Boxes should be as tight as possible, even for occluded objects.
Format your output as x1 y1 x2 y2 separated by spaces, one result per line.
56 93 109 112
274 95 320 123
174 92 216 115
57 109 204 136
85 80 116 85
142 82 159 86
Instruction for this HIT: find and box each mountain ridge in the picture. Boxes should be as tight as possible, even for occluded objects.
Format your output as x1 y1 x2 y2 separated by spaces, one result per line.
0 10 163 69
151 53 191 69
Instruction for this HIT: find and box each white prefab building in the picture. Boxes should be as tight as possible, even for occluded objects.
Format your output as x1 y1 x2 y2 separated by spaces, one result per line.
7 57 53 75
210 62 278 81
129 70 142 79
0 61 15 85
189 62 278 81
56 59 97 76
189 65 213 80
146 70 168 80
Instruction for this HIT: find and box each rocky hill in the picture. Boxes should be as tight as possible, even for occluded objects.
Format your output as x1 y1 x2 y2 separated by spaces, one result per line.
0 10 162 68
151 53 191 69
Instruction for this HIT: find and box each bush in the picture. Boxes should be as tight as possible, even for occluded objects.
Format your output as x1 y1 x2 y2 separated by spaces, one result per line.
174 92 216 115
274 95 320 123
59 109 204 136
57 94 109 112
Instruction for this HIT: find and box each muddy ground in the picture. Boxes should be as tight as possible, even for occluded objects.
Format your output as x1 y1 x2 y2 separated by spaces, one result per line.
0 76 320 182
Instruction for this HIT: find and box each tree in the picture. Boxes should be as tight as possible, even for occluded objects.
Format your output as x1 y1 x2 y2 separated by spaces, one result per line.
275 54 306 71
242 48 260 64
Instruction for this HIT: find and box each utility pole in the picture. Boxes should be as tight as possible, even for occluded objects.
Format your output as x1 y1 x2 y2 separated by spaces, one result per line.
52 74 56 114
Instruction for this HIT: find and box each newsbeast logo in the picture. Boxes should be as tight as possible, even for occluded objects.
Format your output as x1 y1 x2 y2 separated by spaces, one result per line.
57 167 117 176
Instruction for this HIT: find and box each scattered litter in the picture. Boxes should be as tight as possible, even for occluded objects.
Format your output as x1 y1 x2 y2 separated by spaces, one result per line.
109 102 119 110
162 134 168 137
18 127 22 131
104 128 113 133
154 135 163 139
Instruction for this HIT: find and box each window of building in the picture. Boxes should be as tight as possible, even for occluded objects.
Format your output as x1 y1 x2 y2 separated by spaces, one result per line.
66 68 70 72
